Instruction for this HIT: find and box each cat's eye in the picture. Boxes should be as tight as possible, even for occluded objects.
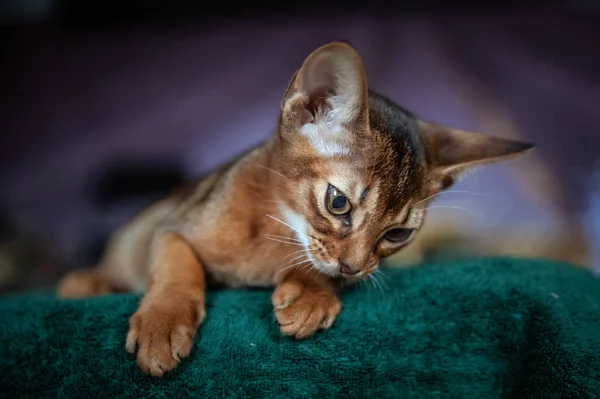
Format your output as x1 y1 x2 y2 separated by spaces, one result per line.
383 228 415 244
326 185 352 216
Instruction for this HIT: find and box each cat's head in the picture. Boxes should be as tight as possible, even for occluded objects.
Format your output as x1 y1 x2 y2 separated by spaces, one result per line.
272 42 533 279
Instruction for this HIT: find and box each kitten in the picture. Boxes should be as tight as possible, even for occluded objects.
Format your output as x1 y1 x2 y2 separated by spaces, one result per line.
56 42 533 376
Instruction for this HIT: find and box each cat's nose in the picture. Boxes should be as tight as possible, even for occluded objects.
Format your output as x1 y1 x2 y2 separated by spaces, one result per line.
339 260 360 275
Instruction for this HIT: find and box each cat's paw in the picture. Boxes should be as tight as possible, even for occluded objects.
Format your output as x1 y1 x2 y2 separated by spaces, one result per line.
126 297 205 377
56 269 112 298
272 280 341 338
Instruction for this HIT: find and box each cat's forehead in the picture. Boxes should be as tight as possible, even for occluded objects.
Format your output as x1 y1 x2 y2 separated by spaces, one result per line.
318 143 423 207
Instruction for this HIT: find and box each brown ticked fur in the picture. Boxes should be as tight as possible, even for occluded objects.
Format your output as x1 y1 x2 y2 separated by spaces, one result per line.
56 42 534 377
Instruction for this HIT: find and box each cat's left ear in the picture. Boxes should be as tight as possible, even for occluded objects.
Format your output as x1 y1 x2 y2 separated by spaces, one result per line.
419 121 534 188
280 42 370 135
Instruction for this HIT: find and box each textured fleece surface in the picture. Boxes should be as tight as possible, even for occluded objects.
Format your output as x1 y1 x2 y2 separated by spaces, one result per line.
1 258 599 398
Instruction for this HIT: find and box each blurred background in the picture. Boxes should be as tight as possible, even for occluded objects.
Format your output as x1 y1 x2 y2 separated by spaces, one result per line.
1 0 599 293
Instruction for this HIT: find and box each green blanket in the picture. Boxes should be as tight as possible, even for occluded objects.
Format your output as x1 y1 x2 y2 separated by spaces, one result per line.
1 258 599 398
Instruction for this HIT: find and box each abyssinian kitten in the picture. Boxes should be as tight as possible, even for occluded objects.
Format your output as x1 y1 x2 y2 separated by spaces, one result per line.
57 42 534 376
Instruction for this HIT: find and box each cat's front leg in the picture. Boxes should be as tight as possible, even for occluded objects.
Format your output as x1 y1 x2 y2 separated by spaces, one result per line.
272 270 341 338
126 232 206 377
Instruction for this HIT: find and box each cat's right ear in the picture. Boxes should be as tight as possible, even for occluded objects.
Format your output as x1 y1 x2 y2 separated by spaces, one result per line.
279 42 370 135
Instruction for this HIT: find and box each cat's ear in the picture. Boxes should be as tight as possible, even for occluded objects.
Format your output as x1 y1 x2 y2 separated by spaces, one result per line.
280 42 369 134
419 121 534 188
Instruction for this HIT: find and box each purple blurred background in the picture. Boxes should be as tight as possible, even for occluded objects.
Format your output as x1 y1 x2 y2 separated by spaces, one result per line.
1 1 599 291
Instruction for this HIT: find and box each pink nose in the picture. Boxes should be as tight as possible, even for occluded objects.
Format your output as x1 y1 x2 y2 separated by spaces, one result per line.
339 260 360 275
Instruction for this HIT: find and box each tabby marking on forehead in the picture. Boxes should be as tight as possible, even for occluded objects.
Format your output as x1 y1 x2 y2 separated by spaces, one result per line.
346 183 380 229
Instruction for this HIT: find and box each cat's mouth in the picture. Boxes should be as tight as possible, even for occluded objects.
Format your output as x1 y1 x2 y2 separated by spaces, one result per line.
307 252 378 279
357 263 379 276
303 236 378 279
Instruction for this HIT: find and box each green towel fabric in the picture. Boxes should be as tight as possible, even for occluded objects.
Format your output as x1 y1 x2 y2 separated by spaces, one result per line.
1 258 599 398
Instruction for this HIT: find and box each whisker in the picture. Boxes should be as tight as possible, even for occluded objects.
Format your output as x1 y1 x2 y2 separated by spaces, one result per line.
369 274 386 299
374 270 389 290
265 214 312 239
285 253 308 265
369 274 378 292
263 237 305 246
261 233 302 243
255 164 288 180
301 262 315 276
367 274 377 292
290 260 314 277
413 190 486 207
376 274 388 296
283 248 308 260
375 269 391 285
278 258 312 275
